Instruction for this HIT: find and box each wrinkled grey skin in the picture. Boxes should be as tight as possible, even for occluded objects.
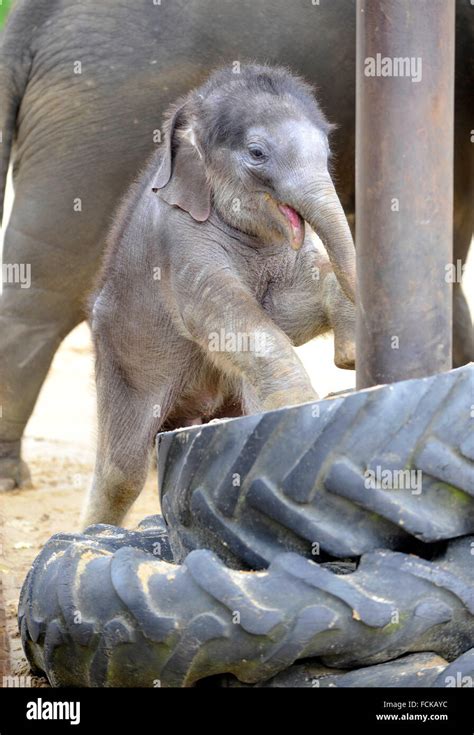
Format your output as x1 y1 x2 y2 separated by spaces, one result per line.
0 0 472 491
83 66 356 526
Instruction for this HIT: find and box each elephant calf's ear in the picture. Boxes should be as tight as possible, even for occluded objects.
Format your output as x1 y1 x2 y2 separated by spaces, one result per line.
152 126 211 222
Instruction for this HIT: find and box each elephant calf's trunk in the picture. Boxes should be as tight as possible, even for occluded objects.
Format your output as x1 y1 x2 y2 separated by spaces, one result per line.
296 178 357 304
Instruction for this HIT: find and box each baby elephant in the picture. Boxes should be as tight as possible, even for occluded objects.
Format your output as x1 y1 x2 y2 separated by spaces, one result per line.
83 64 356 527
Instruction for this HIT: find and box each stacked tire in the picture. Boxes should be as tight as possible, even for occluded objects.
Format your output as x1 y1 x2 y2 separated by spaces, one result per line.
19 365 474 687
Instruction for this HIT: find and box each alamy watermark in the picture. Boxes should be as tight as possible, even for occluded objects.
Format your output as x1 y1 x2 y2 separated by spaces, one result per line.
365 466 422 495
3 675 44 687
364 54 422 83
444 672 473 688
208 329 268 354
1 263 31 289
445 259 466 283
26 698 80 726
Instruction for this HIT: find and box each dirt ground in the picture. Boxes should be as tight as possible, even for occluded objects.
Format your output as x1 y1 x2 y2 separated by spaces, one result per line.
1 172 473 683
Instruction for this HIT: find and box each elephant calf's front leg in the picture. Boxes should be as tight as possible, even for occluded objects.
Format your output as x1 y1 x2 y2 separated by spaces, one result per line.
182 279 318 411
264 246 356 370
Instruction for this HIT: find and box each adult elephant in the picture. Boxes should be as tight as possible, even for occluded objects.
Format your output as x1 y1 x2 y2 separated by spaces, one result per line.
0 0 472 489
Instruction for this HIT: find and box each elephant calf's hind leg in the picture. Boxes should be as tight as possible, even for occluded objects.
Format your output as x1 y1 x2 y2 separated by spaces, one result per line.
82 359 163 528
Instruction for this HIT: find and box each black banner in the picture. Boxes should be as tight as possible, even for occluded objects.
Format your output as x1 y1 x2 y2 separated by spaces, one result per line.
0 687 472 733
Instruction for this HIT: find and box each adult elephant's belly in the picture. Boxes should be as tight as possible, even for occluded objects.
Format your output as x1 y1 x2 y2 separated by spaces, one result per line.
12 65 206 288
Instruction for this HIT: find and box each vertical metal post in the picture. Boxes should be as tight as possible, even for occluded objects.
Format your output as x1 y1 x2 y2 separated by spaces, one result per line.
356 0 455 388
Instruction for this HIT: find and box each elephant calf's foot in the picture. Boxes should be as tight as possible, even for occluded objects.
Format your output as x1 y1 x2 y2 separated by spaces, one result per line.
0 442 32 491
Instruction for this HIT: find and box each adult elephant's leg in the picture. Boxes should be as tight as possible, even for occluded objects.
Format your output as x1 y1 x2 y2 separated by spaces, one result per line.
0 204 90 489
452 24 474 369
452 114 474 368
453 216 474 368
452 140 473 368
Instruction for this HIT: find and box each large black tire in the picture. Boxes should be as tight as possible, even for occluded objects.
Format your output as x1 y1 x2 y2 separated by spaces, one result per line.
213 649 474 688
19 519 474 687
158 365 474 568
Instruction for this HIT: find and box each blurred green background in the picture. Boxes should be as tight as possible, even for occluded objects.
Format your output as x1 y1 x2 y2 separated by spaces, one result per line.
0 0 13 27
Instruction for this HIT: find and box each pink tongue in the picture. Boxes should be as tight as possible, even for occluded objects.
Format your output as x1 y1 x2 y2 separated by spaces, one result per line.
278 204 301 229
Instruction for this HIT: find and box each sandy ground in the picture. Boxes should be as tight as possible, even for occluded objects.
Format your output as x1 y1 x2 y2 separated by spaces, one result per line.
1 171 473 683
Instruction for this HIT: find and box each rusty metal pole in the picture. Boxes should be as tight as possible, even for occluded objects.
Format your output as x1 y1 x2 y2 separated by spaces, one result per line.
356 0 455 388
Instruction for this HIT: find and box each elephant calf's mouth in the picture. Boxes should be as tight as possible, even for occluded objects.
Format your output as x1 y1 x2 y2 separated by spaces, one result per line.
277 203 305 250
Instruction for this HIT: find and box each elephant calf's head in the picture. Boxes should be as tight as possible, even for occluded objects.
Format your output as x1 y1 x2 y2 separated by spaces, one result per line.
152 64 356 304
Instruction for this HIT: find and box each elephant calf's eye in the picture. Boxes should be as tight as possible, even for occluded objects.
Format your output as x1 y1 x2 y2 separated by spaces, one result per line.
248 145 267 162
